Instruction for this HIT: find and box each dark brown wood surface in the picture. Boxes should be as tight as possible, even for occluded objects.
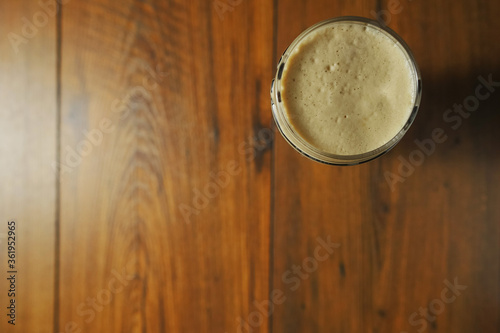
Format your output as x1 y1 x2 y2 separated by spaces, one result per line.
0 0 498 332
273 1 500 332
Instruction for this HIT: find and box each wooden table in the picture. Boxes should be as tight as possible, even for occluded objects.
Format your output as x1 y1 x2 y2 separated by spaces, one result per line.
1 0 499 332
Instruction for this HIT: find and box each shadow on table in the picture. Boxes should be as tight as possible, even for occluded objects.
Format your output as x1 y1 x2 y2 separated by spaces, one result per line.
392 67 500 164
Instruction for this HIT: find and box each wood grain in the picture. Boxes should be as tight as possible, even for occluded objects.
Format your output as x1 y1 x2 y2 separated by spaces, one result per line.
272 1 500 333
0 1 57 332
59 0 273 332
0 0 498 332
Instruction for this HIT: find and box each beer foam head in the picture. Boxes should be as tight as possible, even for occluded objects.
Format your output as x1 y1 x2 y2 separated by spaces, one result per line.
280 21 416 155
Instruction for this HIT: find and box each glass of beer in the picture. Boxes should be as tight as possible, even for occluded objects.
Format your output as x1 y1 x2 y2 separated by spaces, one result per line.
271 16 422 165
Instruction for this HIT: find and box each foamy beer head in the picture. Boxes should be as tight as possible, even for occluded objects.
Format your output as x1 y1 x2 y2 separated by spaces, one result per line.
271 17 422 165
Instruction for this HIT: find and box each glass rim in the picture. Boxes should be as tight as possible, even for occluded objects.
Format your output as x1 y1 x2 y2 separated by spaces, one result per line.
271 16 422 166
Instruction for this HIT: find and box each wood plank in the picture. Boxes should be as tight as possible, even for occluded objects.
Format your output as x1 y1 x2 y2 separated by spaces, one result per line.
386 1 500 332
0 1 57 332
59 1 273 332
272 0 500 332
272 4 377 332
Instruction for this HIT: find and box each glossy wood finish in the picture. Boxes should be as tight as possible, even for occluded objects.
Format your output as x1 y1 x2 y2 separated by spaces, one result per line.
59 0 273 332
0 2 57 332
0 0 498 332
